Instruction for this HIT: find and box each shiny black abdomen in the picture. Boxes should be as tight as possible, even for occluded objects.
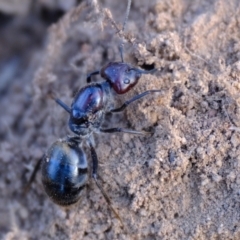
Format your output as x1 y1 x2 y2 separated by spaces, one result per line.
41 140 88 206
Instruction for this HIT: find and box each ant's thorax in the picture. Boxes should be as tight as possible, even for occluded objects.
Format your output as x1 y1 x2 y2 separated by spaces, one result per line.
68 81 112 136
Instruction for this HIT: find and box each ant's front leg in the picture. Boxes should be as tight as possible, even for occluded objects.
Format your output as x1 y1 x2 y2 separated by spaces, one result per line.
49 92 71 113
109 89 162 113
86 70 100 83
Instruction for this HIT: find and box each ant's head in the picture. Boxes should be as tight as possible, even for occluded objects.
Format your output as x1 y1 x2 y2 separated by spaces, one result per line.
68 85 104 135
101 62 142 94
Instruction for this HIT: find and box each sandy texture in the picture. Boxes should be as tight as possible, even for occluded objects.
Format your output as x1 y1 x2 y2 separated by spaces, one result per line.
1 0 240 239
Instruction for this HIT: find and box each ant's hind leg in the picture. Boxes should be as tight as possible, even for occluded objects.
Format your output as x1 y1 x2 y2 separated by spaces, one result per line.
109 89 162 113
88 140 124 227
86 70 100 83
23 157 42 194
88 141 98 179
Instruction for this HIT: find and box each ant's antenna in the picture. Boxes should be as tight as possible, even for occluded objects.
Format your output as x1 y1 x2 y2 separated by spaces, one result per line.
119 0 132 62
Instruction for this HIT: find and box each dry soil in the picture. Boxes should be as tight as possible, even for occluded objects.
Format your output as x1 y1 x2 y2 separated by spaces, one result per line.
1 0 240 239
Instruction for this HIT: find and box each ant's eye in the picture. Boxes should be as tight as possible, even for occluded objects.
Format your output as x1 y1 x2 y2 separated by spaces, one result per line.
124 78 130 84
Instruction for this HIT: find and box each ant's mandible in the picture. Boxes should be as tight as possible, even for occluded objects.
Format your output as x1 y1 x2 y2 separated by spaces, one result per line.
25 0 161 226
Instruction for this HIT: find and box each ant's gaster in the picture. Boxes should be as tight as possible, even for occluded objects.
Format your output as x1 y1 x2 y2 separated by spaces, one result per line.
25 0 161 227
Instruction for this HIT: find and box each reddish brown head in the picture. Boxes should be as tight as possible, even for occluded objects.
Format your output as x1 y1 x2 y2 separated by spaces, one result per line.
101 62 142 94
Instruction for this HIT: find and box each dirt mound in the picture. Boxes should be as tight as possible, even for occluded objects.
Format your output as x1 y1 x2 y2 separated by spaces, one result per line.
1 0 240 239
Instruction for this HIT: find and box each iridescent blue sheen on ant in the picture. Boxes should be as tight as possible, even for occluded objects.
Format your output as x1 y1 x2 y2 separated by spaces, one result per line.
41 139 88 206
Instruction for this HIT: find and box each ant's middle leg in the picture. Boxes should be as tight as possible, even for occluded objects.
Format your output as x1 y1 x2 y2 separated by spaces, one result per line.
100 128 150 135
109 89 162 113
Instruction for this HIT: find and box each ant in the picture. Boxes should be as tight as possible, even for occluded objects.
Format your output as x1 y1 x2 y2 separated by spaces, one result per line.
25 0 161 227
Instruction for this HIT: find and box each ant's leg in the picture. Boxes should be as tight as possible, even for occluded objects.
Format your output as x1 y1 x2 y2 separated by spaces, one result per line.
23 157 42 194
88 141 124 227
110 89 161 113
133 68 157 75
49 93 71 113
100 128 150 135
86 70 100 83
89 141 98 179
55 99 71 113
